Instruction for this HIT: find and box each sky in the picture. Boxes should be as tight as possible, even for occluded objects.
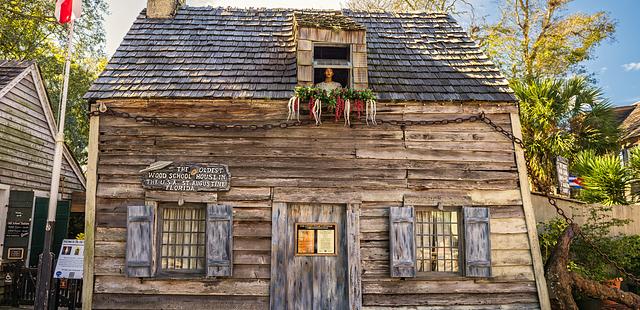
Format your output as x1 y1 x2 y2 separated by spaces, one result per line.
104 0 640 106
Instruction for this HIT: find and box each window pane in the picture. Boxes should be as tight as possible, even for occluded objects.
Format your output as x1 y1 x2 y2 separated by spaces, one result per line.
160 205 206 273
416 209 460 273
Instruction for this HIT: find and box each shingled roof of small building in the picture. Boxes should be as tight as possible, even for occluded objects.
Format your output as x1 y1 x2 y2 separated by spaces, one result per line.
0 60 32 91
85 7 515 102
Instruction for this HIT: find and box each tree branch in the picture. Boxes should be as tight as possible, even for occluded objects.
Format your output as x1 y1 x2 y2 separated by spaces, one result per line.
544 223 640 309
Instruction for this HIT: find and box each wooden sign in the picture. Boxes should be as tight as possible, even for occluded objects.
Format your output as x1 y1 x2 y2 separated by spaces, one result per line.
295 223 337 256
141 162 230 192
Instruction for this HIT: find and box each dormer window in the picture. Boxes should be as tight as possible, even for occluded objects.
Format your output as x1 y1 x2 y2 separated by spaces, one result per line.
313 45 351 87
294 11 367 90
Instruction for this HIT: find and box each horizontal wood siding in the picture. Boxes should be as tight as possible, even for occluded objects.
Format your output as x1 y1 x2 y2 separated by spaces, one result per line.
93 99 539 309
0 74 83 198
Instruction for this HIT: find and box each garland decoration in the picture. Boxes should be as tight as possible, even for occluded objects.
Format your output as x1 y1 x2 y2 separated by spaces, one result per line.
287 96 299 121
288 86 376 126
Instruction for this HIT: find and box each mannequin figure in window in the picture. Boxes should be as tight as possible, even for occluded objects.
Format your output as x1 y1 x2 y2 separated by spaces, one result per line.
315 68 342 91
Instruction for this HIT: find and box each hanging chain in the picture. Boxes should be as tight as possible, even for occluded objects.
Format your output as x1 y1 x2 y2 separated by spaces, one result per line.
479 113 640 285
88 106 638 283
87 108 483 130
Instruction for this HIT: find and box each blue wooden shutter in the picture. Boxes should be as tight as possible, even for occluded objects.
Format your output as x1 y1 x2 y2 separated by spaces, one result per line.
206 204 233 277
389 206 416 278
126 205 155 277
463 207 492 277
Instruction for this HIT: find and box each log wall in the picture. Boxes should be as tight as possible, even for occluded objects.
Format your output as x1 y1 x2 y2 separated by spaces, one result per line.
91 99 541 309
0 71 84 198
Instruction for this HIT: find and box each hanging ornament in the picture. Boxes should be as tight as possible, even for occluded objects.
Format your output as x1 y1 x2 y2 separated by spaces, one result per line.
354 99 363 119
335 96 345 122
311 98 322 125
287 96 300 121
344 99 351 126
366 99 377 125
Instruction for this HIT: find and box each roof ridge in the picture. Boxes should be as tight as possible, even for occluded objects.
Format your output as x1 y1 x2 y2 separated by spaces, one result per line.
177 6 449 15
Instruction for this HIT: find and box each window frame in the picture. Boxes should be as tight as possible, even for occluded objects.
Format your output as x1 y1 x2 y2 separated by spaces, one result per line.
414 206 465 278
312 43 353 88
155 202 208 278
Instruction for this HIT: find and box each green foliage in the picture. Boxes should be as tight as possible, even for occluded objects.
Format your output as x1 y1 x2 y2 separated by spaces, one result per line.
511 76 619 190
0 0 108 165
478 0 616 79
572 150 634 205
294 86 376 107
539 210 637 283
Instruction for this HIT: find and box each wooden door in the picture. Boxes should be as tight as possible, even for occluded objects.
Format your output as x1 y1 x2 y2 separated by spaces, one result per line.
285 204 348 310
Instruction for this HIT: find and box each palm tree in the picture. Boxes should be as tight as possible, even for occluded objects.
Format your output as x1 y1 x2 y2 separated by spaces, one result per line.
572 150 631 205
511 76 619 191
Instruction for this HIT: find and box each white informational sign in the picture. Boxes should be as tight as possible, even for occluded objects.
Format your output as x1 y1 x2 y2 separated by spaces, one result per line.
556 156 570 196
54 239 84 279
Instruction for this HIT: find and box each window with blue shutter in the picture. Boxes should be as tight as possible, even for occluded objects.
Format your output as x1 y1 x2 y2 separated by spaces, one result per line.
463 206 492 277
206 204 233 277
389 206 416 278
126 205 155 277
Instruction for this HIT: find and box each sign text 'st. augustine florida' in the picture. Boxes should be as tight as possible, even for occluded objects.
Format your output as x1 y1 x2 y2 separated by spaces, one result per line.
141 163 230 192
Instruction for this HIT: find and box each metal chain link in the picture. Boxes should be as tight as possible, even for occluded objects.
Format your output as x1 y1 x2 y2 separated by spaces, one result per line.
88 109 484 130
479 113 640 285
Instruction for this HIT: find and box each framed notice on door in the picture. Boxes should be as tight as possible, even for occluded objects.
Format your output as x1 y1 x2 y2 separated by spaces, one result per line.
295 223 337 256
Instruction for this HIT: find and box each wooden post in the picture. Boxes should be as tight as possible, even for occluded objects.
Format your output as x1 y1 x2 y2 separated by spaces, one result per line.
269 202 287 308
510 112 551 310
81 105 100 309
346 203 362 310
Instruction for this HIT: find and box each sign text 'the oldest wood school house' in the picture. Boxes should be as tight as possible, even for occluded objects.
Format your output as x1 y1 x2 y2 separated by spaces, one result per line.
82 0 551 309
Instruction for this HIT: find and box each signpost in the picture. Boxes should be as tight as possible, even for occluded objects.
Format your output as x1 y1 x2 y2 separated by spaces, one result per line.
54 239 84 280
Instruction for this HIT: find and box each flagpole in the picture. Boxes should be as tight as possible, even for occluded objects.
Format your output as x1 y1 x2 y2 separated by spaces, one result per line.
35 19 74 310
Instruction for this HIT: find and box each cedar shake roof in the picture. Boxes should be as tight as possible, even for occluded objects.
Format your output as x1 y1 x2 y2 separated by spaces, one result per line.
617 103 640 144
0 60 32 91
85 7 515 102
294 11 366 31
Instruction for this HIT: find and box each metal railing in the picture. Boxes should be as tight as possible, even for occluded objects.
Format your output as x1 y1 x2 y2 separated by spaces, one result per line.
1 261 82 309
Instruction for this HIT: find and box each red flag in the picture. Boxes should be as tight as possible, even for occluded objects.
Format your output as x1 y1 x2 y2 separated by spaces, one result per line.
55 0 82 24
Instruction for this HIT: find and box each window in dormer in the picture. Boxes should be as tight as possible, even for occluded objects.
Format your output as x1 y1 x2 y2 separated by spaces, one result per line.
313 44 351 88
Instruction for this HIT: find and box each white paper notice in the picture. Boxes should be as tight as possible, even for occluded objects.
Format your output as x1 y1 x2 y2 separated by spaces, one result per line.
54 239 84 279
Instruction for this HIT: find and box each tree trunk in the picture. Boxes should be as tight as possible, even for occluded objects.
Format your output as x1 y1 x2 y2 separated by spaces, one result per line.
544 223 640 309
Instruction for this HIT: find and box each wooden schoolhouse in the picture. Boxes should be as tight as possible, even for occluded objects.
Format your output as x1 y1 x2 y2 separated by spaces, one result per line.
82 1 551 309
0 60 85 267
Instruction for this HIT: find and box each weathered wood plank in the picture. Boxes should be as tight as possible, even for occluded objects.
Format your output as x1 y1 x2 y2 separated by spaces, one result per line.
83 111 100 309
269 202 286 309
362 292 539 306
490 233 530 250
490 218 527 234
509 113 551 310
94 276 270 296
347 203 363 310
362 280 538 294
361 304 540 310
92 294 269 309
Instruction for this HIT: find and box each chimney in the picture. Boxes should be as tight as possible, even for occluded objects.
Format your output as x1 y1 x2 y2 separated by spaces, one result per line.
147 0 180 19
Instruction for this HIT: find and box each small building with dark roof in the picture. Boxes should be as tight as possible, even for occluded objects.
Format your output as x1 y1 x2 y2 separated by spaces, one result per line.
82 1 549 309
0 60 85 267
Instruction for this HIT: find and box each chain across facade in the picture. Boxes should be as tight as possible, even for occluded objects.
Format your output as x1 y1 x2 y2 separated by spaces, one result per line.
88 106 639 284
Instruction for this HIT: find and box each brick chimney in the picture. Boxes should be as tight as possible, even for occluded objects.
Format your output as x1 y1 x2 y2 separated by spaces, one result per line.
147 0 181 18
